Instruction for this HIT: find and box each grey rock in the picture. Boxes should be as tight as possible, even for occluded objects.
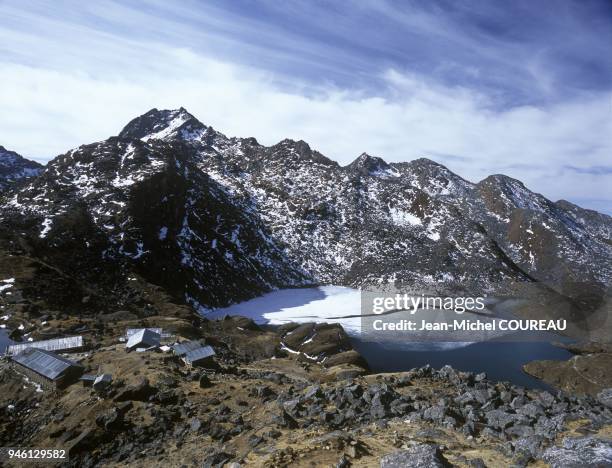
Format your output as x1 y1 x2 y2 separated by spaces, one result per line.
505 424 535 438
423 405 446 422
443 416 458 428
189 418 202 432
512 434 548 459
534 414 565 439
283 398 302 414
462 421 475 436
596 388 612 409
304 385 322 400
456 389 490 406
438 365 461 384
511 395 527 410
468 458 487 468
538 391 556 408
480 427 502 439
272 409 298 429
517 402 545 419
253 385 276 401
542 437 612 467
484 409 516 430
380 444 447 468
552 401 569 414
95 408 123 432
248 434 264 447
202 450 234 468
113 378 156 402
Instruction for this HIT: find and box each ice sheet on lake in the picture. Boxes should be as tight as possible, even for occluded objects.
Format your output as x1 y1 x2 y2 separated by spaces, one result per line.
204 286 474 350
206 286 363 334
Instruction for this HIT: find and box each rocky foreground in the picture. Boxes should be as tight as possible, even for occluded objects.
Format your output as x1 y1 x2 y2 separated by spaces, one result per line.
1 312 611 468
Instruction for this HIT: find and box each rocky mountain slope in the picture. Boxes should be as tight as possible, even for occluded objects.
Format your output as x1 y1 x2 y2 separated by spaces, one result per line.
0 145 42 192
119 108 611 291
0 108 610 316
0 137 309 313
1 313 610 467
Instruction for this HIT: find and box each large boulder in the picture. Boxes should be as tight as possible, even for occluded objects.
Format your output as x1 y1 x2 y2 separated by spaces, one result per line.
596 388 612 409
485 410 516 430
281 323 353 361
113 377 157 402
380 444 448 468
542 437 612 467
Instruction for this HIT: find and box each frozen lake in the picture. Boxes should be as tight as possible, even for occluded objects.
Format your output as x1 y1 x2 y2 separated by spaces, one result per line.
205 286 572 389
206 286 363 333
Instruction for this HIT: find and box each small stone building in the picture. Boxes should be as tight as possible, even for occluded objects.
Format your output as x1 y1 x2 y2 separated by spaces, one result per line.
183 345 216 368
172 340 205 357
6 336 84 356
126 329 161 352
11 348 84 390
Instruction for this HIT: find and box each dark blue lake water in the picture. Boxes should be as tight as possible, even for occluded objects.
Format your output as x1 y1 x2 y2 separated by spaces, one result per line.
351 338 572 390
207 286 575 390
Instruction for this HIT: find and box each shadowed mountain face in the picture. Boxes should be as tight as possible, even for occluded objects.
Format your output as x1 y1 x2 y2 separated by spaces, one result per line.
0 108 610 314
0 145 42 192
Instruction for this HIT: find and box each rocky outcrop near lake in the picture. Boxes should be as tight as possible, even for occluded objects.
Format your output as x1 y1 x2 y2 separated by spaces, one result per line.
0 310 611 467
524 341 612 396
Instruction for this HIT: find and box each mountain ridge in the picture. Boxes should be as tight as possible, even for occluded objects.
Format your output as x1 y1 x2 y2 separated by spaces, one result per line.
4 107 610 218
0 108 609 318
0 145 43 192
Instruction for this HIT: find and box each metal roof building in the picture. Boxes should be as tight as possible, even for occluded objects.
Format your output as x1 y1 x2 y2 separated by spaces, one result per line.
80 374 96 387
5 336 84 356
172 340 205 357
126 328 163 338
126 329 161 352
12 348 84 389
125 328 173 340
183 345 216 367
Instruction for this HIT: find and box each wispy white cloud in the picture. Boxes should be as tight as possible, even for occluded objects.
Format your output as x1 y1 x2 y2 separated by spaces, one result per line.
0 0 610 213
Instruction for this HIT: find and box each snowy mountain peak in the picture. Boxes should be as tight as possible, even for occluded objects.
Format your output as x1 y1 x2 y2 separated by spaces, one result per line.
275 138 312 155
479 173 527 190
270 139 338 166
118 107 207 142
410 157 445 167
389 158 472 197
398 157 460 176
346 152 398 178
476 174 549 213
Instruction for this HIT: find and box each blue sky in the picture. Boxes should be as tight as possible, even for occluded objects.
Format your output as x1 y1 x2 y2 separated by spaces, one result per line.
0 0 611 213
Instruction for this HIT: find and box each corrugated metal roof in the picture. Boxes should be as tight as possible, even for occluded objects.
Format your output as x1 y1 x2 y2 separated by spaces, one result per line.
172 340 204 356
126 328 163 338
184 346 216 364
6 336 83 356
126 329 160 350
12 348 83 381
